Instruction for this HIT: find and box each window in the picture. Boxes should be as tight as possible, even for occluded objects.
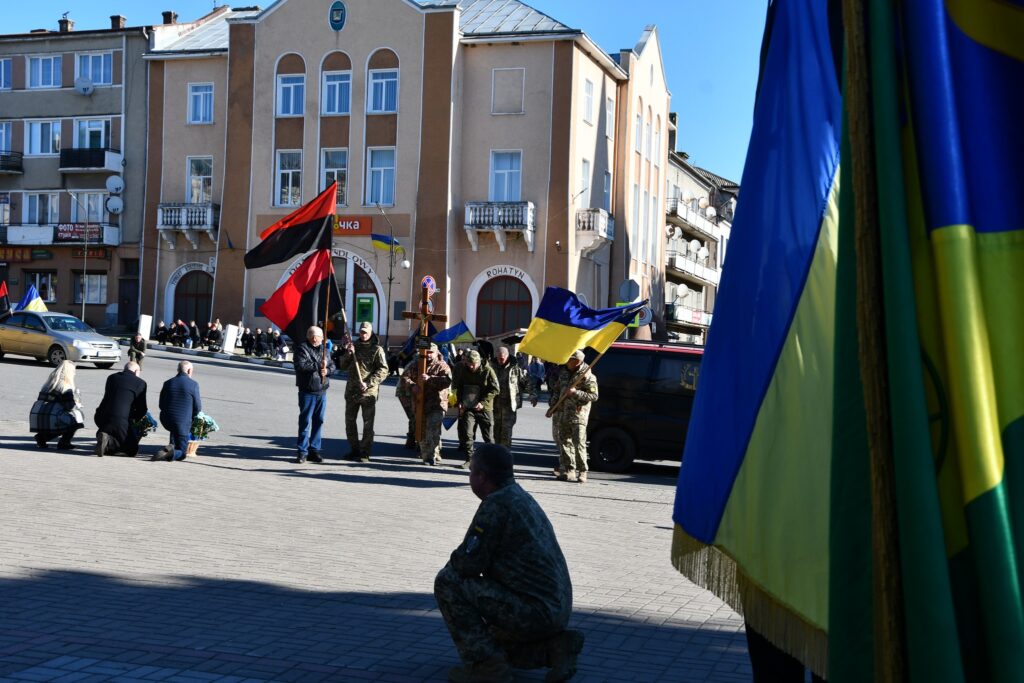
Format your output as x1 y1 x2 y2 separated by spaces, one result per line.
366 148 396 206
634 114 642 152
321 149 348 205
489 151 521 202
631 184 639 252
276 75 305 116
26 121 60 155
77 53 112 86
580 159 591 208
641 190 649 263
0 122 11 152
368 70 398 113
188 83 213 124
650 196 659 264
645 120 652 159
28 55 62 88
188 157 213 203
0 58 11 90
0 196 10 226
653 126 661 167
72 192 107 224
476 276 532 338
25 273 57 303
583 79 594 124
275 151 302 206
75 119 110 149
74 273 107 305
322 72 351 115
603 172 611 212
606 97 615 139
26 193 59 225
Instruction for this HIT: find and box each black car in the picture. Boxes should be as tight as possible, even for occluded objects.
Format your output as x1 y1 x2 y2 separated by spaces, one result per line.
582 341 703 472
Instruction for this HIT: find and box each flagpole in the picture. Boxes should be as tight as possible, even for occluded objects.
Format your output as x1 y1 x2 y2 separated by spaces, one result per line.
545 351 606 418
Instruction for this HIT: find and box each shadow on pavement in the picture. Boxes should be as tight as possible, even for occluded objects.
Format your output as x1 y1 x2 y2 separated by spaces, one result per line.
0 569 750 682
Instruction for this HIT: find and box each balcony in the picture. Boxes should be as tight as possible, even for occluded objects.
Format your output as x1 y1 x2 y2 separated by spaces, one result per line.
5 223 121 246
666 248 720 286
157 202 220 250
667 198 717 239
575 208 614 256
464 201 535 252
59 147 123 173
666 302 713 328
0 151 24 174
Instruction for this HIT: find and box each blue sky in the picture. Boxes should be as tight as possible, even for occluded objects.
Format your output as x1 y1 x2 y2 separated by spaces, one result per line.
7 1 765 182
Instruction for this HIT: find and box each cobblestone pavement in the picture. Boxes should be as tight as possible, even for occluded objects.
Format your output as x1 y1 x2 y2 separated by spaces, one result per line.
0 350 749 682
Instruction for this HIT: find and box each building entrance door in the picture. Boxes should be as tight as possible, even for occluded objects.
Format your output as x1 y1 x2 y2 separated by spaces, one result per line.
174 270 213 324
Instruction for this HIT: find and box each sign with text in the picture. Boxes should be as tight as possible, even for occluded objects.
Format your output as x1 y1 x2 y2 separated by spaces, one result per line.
72 248 109 259
55 223 102 243
332 215 373 236
0 247 31 263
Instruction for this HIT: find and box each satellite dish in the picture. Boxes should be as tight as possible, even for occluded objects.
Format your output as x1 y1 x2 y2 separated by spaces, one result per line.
706 206 717 219
105 196 124 215
74 77 94 96
688 239 701 254
698 196 709 209
105 175 124 194
683 190 695 202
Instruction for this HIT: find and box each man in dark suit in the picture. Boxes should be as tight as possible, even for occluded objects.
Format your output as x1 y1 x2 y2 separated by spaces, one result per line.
154 361 202 462
94 361 148 457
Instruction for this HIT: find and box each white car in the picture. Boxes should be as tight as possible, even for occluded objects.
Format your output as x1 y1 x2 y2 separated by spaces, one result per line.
0 311 123 368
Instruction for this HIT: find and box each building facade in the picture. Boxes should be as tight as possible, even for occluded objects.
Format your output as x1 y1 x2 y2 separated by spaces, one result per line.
140 0 672 345
0 15 149 327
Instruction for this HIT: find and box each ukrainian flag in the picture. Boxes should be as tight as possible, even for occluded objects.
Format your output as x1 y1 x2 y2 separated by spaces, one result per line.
370 233 402 253
433 320 476 345
17 284 48 312
518 287 645 364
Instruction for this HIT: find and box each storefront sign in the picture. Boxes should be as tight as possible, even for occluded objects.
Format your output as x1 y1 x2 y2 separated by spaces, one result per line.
73 248 109 259
0 247 31 263
55 223 102 243
332 215 373 236
31 249 53 260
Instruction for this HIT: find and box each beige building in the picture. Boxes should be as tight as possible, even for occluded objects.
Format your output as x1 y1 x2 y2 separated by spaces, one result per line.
141 0 671 345
0 14 150 327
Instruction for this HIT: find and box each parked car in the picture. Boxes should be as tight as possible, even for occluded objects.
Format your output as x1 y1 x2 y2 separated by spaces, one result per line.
582 341 703 472
0 311 123 368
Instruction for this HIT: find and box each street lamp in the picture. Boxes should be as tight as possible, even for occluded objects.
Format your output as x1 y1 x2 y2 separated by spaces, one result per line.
376 203 410 349
66 190 90 321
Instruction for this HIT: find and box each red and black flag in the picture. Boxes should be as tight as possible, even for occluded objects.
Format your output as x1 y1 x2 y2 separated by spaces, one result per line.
244 181 337 269
259 250 343 342
0 281 10 321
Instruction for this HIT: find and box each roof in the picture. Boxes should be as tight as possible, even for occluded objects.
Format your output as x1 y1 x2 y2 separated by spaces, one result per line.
691 165 739 190
153 8 261 53
420 0 573 35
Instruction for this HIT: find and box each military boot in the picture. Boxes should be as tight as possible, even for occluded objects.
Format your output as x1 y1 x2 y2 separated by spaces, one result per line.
447 656 513 683
545 629 584 682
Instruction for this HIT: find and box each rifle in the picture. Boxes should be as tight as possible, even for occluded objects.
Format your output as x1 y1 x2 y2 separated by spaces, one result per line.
545 352 605 418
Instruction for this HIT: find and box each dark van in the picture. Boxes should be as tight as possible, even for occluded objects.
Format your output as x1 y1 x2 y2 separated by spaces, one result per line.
582 341 702 472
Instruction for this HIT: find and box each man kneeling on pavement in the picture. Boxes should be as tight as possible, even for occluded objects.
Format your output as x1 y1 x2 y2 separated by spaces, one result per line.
435 444 583 683
94 361 148 457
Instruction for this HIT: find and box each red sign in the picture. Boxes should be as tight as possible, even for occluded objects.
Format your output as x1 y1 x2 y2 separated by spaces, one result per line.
0 247 31 263
332 215 373 236
72 248 109 259
55 223 102 243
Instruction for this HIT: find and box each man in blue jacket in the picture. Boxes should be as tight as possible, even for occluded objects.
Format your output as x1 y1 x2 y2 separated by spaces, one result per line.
293 325 335 463
154 361 202 462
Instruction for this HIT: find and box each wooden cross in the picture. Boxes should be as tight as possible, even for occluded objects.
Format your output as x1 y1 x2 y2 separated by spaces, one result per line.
402 279 447 442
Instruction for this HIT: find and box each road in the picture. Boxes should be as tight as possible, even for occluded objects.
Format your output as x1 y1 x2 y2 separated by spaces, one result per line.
0 349 749 682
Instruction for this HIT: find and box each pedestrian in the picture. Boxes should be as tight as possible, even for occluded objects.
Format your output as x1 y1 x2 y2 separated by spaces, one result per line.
254 327 267 357
395 357 419 450
128 333 147 365
94 361 147 457
336 322 389 462
400 343 452 465
434 444 582 683
528 356 546 392
241 327 254 356
492 346 538 450
29 360 84 450
153 361 202 462
293 325 335 464
188 321 201 349
452 349 499 468
547 350 599 483
154 320 169 345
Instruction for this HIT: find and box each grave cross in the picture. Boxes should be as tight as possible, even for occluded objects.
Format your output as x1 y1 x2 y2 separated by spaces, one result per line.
402 277 448 442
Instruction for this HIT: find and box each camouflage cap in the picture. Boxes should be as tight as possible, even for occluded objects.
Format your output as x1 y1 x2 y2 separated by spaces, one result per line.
358 321 372 333
570 349 585 362
467 350 482 363
429 342 439 352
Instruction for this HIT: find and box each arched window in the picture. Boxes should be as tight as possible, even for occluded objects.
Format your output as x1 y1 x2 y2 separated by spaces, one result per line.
174 271 213 325
275 53 306 117
476 276 532 337
367 48 399 114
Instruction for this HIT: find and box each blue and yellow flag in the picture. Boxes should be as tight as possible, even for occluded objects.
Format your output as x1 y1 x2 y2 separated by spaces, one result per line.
17 284 48 313
433 321 475 345
518 287 646 365
370 233 401 253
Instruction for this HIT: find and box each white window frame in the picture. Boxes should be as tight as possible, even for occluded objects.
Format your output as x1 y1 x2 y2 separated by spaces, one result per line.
25 192 59 226
73 118 110 149
641 190 649 264
321 148 349 206
650 196 658 264
275 150 303 207
580 159 591 209
488 150 522 203
187 156 214 204
28 55 62 89
25 120 61 156
73 272 107 305
605 97 615 139
645 120 652 160
276 74 305 117
0 58 11 90
71 191 107 224
26 272 58 303
653 126 661 167
631 184 639 255
365 146 396 206
603 172 612 212
188 83 214 124
634 114 642 153
0 121 11 152
321 71 352 115
583 79 594 125
76 52 113 86
367 69 399 114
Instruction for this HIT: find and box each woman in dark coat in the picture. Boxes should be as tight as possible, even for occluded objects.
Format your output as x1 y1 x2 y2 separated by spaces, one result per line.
30 361 84 450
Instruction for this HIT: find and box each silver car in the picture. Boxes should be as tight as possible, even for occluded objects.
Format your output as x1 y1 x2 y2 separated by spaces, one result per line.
0 311 123 368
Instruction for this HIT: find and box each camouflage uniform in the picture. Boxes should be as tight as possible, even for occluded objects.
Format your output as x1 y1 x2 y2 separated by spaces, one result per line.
395 359 418 447
400 355 452 464
493 358 538 449
452 362 499 458
434 481 574 671
549 362 599 478
337 334 389 459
